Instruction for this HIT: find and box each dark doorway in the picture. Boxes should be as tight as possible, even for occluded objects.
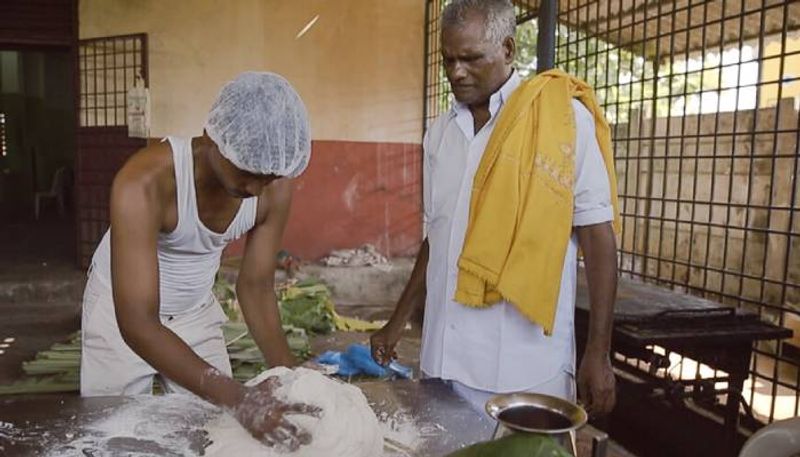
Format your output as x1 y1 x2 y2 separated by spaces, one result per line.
0 49 76 274
0 0 78 278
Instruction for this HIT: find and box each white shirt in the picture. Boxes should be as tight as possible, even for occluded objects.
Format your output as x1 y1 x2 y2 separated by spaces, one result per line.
420 71 614 393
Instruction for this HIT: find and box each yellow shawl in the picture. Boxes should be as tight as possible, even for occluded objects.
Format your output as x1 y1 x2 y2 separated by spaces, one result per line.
454 69 621 335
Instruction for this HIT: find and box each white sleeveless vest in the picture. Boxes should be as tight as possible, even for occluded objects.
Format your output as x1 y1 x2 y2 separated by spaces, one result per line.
91 136 258 314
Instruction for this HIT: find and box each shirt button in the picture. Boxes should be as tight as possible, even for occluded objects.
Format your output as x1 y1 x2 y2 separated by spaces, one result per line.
449 324 455 330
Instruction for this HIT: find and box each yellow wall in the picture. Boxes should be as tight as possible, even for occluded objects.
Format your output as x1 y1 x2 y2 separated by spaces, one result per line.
260 1 424 143
79 0 267 138
760 34 800 107
79 0 425 143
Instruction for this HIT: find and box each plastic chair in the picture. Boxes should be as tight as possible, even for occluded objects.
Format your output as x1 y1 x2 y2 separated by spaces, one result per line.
34 167 66 220
739 416 800 457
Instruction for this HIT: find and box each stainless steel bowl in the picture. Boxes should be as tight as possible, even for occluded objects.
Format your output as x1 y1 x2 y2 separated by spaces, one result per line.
485 392 588 434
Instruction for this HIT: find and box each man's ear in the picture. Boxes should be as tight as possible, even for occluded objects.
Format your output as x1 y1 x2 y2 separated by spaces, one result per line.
503 36 516 64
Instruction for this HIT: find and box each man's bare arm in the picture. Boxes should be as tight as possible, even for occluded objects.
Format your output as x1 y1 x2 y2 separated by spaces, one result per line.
110 164 243 408
575 221 618 414
370 238 429 365
236 179 297 367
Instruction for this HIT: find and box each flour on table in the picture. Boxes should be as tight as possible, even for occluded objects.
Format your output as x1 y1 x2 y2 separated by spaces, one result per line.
45 394 217 457
37 369 416 456
204 366 384 457
377 409 426 456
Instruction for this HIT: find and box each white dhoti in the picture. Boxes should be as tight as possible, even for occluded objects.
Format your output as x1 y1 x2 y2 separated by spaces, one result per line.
425 369 576 417
79 270 232 396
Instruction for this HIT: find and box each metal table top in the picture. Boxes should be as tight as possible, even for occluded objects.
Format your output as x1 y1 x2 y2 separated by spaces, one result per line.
575 272 792 345
0 379 495 457
577 273 732 322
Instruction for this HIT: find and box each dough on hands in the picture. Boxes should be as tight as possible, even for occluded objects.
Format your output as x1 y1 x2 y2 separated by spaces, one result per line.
205 367 384 456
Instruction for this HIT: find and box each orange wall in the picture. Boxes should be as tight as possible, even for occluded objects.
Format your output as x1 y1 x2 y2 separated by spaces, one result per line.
225 139 423 260
283 140 422 259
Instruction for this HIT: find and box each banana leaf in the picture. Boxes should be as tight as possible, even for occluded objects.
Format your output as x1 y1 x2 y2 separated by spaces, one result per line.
445 433 572 457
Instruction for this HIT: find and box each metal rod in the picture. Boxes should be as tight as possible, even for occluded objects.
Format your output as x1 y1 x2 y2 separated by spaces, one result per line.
537 0 557 72
422 0 431 136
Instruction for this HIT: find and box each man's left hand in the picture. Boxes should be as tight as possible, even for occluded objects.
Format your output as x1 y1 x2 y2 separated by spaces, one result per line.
577 351 616 415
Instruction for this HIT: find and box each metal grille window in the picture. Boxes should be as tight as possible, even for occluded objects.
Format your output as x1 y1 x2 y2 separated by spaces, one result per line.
554 0 800 426
76 34 148 267
423 0 448 130
423 0 800 429
79 34 148 128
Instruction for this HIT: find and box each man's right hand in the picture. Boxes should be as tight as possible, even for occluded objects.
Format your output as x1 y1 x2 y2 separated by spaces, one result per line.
370 322 403 366
232 377 321 451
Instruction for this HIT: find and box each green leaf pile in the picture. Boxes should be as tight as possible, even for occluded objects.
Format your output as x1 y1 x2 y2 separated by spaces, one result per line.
0 277 346 394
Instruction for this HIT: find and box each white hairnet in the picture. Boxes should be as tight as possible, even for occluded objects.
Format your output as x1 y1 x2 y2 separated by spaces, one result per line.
205 72 311 178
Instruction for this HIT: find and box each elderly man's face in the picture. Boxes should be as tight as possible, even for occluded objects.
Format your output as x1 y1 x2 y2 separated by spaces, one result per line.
441 11 514 107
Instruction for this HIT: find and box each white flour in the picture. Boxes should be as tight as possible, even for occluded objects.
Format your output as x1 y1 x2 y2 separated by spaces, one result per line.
38 375 426 456
205 367 384 457
378 409 425 456
45 395 216 457
0 420 17 444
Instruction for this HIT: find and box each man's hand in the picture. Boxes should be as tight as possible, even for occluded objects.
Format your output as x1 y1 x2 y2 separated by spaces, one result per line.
370 239 428 367
370 322 403 366
577 351 616 416
233 377 321 451
575 223 618 416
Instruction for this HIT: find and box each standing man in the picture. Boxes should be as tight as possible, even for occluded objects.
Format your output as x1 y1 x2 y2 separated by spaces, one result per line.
80 72 317 449
371 0 620 416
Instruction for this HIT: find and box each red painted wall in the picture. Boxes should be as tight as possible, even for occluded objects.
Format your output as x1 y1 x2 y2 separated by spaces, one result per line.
225 140 423 260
